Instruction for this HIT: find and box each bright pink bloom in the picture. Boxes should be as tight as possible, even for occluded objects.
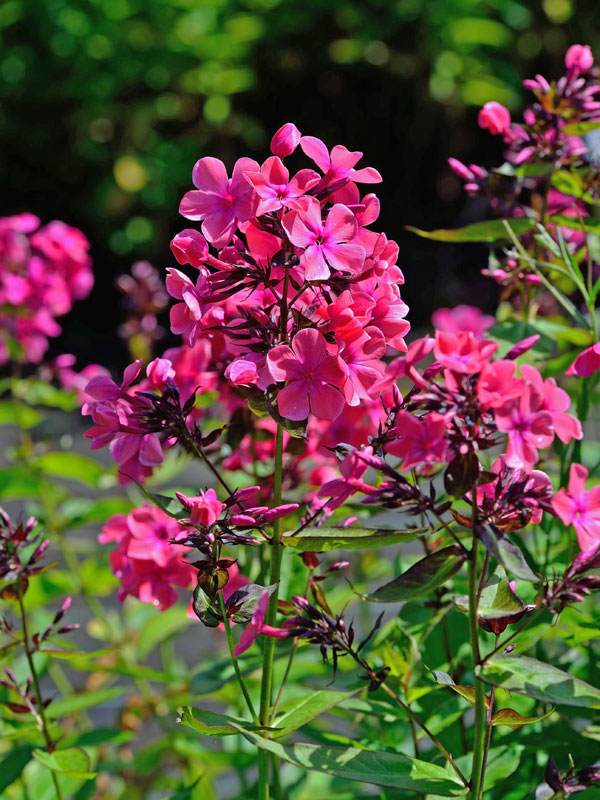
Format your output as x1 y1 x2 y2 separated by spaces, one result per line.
244 157 320 214
146 357 175 388
282 198 365 281
270 122 302 158
565 44 594 73
433 331 497 374
478 102 511 136
520 365 583 444
337 326 386 405
233 589 290 657
431 305 494 340
100 505 194 610
386 411 448 469
267 328 346 420
179 156 260 248
166 268 215 346
170 229 209 268
552 463 600 552
300 137 382 185
477 360 523 409
317 446 377 510
567 342 600 378
176 489 225 527
494 384 554 470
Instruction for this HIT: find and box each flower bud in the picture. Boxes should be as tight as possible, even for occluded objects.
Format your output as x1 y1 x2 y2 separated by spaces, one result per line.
270 123 302 158
170 229 209 268
477 102 511 136
565 44 594 73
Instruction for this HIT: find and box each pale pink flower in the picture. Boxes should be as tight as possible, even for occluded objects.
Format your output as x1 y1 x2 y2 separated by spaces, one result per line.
267 328 346 420
179 156 260 248
166 268 215 346
494 384 554 470
337 326 386 405
282 197 365 281
477 360 523 409
552 463 600 552
520 365 583 444
317 446 377 510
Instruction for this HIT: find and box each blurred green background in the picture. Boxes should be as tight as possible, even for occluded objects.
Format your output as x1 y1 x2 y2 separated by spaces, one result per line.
1 0 599 366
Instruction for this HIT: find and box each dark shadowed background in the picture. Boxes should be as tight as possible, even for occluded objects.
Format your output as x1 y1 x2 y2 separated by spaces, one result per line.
1 0 599 369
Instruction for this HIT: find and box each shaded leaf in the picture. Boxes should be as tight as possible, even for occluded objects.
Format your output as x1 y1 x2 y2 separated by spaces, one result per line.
177 706 270 737
226 582 277 623
476 525 538 582
561 121 600 135
232 726 467 795
453 572 524 620
432 670 489 708
368 546 466 603
45 687 124 718
406 217 536 243
282 526 428 552
477 655 600 707
273 689 358 738
0 746 33 792
444 451 480 498
35 452 107 489
491 707 554 729
32 746 96 779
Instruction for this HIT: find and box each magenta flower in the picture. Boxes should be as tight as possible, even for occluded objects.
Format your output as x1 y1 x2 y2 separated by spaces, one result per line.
170 229 209 268
244 156 320 214
317 446 377 511
434 331 497 374
176 489 225 527
179 156 260 248
166 268 216 346
431 305 494 340
270 122 302 158
386 411 448 469
233 589 290 657
566 342 600 378
299 137 382 185
478 101 511 136
267 328 346 421
565 44 594 73
282 198 365 281
494 384 554 470
552 463 600 552
337 326 386 405
520 365 583 444
477 360 523 409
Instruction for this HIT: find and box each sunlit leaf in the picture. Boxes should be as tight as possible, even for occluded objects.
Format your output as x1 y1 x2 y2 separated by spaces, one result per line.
406 217 536 243
282 526 428 552
368 547 466 603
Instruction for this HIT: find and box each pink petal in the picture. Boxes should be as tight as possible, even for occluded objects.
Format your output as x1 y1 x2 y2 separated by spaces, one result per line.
292 328 326 369
139 434 164 466
323 204 358 242
192 157 229 193
309 383 345 420
351 166 383 183
300 136 331 172
277 381 310 420
324 242 366 274
179 190 224 221
302 244 330 281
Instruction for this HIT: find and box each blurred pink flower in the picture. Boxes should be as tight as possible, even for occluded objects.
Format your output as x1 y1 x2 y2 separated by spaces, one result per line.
431 305 494 340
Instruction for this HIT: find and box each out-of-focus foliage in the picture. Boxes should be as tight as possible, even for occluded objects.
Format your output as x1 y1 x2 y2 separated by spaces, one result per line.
1 0 600 365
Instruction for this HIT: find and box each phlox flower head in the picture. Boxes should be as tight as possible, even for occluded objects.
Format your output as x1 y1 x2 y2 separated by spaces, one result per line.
386 410 448 470
553 463 600 553
477 102 512 136
431 305 494 340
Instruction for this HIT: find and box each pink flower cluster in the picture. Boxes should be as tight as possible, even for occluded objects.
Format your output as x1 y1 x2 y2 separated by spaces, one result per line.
0 213 93 364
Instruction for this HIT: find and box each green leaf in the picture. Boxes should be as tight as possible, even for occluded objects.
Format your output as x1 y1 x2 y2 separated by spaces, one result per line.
8 378 78 411
561 121 600 135
272 689 358 738
477 655 600 707
231 726 467 795
61 497 133 528
282 526 428 552
32 746 96 779
406 217 536 243
35 452 107 489
0 400 43 428
455 744 524 791
227 582 277 623
137 605 191 660
0 465 42 499
431 670 489 708
0 745 33 792
477 526 538 582
453 571 524 619
45 687 124 718
368 547 466 603
491 707 554 728
177 706 268 737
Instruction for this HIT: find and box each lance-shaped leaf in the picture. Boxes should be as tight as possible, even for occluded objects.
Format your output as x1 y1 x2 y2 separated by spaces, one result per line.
453 572 524 620
177 707 273 737
272 689 358 738
191 584 221 627
368 546 466 603
491 707 554 729
477 655 600 708
406 217 536 243
476 525 538 582
431 670 490 708
282 526 429 552
561 120 600 135
231 725 467 795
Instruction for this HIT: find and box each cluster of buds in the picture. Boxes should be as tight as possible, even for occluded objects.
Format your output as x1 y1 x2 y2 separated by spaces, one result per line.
543 547 600 614
538 756 600 798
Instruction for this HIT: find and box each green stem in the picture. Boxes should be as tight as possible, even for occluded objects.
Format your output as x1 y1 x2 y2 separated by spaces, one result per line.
217 590 259 724
468 536 486 800
16 579 64 800
257 425 285 800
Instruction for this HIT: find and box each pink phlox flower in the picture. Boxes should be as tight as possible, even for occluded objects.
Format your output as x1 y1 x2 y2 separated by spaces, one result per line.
267 327 347 421
478 101 512 136
337 325 386 405
225 353 270 389
520 364 583 443
82 359 142 409
317 446 378 510
110 432 164 484
270 123 302 158
386 410 448 469
146 357 175 389
330 183 381 253
179 156 260 248
166 267 216 346
233 588 290 657
431 305 494 340
354 282 410 351
176 489 225 527
567 342 600 378
299 136 382 186
565 44 594 74
434 331 498 374
282 197 365 281
494 383 554 470
477 360 523 409
170 229 209 268
230 503 299 527
552 463 600 552
244 156 320 214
